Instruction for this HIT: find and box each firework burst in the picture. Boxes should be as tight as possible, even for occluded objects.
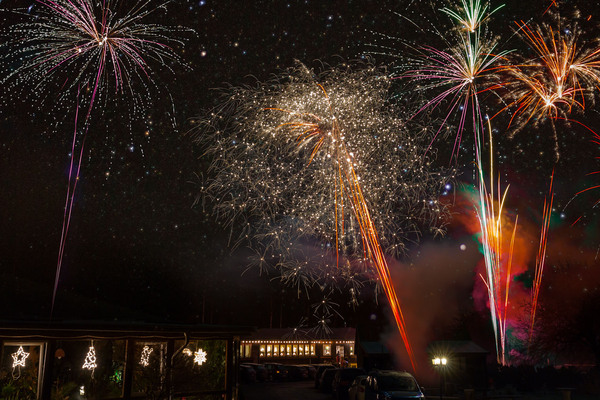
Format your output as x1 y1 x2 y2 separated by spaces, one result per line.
1 0 189 315
392 0 509 159
2 0 188 118
198 61 453 370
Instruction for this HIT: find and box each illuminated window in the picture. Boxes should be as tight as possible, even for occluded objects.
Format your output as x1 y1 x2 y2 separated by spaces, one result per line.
349 345 354 356
323 344 331 356
310 344 315 355
292 345 297 356
266 345 272 357
286 345 291 357
260 345 265 357
305 345 310 355
273 344 279 357
240 344 251 358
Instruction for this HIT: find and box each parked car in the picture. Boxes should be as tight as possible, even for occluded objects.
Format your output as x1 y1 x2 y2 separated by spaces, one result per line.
348 375 368 400
286 365 309 380
239 364 257 383
263 363 288 381
332 368 366 400
364 370 425 400
300 364 317 379
319 368 340 393
244 363 269 381
315 364 335 388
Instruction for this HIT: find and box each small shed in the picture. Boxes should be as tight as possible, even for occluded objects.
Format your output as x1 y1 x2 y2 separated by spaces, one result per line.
357 341 395 371
427 340 489 392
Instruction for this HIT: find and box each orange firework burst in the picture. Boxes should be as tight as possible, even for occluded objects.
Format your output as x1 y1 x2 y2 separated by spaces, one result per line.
498 13 600 156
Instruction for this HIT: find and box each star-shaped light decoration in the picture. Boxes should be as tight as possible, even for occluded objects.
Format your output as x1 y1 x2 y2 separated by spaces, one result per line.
194 349 207 366
82 346 97 370
12 346 29 368
140 345 153 367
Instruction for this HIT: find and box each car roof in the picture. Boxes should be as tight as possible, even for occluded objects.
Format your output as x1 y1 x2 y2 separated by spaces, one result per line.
370 370 415 378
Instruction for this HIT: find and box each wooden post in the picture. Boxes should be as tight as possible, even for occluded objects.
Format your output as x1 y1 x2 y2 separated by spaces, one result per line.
40 340 56 400
226 337 240 400
122 339 135 400
166 339 175 399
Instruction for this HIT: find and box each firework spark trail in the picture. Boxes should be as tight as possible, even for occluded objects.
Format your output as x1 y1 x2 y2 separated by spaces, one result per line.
2 0 188 315
544 1 558 15
199 62 452 370
529 172 554 344
474 123 518 365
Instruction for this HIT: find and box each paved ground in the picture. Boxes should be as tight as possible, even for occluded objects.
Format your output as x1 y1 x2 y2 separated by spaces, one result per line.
239 380 598 400
239 380 332 400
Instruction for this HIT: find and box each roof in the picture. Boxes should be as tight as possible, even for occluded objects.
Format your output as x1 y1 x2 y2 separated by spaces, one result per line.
245 327 356 341
427 340 489 355
0 320 255 340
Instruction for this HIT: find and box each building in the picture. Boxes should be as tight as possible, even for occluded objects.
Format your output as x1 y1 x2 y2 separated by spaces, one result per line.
0 321 253 400
240 327 357 366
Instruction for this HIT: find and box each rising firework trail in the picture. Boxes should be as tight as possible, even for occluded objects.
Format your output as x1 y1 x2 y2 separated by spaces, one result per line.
199 62 453 371
529 172 554 346
474 123 518 365
1 0 188 315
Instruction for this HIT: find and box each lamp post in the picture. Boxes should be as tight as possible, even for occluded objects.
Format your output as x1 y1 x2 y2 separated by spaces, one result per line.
432 357 448 400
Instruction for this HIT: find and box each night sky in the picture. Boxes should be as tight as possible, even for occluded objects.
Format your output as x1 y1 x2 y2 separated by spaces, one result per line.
1 0 600 351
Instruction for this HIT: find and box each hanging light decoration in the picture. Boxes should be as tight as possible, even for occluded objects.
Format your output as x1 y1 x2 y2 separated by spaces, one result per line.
140 345 153 367
82 342 97 377
194 348 207 366
11 346 30 380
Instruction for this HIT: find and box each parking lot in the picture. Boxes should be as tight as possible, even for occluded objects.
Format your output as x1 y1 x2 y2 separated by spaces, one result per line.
240 379 332 400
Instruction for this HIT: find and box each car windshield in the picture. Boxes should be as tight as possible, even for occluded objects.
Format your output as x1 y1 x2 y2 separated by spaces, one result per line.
378 376 419 391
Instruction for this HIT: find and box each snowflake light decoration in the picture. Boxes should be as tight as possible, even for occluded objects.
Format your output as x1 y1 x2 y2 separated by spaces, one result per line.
194 349 207 366
140 345 153 367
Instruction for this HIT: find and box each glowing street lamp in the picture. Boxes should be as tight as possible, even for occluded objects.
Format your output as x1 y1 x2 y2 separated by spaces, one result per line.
432 357 447 366
432 356 448 400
